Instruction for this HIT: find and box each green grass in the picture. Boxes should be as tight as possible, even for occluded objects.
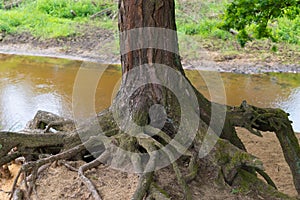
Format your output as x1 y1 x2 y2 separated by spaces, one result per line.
175 0 232 38
0 0 117 37
0 9 75 37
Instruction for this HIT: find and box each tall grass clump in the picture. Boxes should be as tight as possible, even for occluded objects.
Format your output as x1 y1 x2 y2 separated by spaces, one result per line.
175 0 232 40
34 0 115 19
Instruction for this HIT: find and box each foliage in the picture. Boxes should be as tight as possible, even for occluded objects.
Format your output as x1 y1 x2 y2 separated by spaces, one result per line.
175 0 231 40
221 0 300 46
0 0 117 37
274 16 300 45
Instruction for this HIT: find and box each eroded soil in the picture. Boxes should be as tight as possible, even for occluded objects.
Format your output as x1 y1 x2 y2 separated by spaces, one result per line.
0 26 299 74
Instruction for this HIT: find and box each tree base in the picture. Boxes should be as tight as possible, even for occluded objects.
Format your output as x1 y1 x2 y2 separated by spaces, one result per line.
0 102 299 200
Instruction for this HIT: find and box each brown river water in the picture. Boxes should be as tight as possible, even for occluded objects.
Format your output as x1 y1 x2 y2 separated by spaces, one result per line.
0 53 299 132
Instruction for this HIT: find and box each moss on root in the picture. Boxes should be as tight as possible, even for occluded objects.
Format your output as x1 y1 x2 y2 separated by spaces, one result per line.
232 169 296 200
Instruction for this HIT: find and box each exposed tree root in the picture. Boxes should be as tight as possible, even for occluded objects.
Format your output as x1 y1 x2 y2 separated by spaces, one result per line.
60 160 79 172
12 188 24 200
1 102 299 200
172 160 192 200
256 168 277 189
228 100 300 194
5 142 87 199
10 168 22 199
78 159 103 200
146 183 171 200
185 153 199 183
132 172 154 200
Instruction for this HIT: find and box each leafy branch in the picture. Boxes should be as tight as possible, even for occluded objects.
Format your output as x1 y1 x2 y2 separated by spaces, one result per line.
220 0 300 46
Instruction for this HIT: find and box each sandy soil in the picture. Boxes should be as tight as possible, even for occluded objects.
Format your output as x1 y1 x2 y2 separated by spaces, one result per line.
0 161 139 200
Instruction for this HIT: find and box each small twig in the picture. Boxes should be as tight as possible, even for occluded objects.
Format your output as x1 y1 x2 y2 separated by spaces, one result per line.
60 161 78 172
9 168 22 200
26 163 51 183
26 166 38 197
90 8 112 19
0 189 10 194
22 144 86 171
78 159 102 200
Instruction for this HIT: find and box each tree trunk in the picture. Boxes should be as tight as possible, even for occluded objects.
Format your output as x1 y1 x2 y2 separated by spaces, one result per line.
116 0 186 126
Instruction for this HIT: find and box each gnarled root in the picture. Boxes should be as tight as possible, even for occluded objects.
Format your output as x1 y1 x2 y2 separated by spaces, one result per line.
1 103 299 200
228 100 300 194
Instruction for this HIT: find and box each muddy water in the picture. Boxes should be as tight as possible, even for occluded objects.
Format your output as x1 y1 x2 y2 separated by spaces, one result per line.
0 54 299 132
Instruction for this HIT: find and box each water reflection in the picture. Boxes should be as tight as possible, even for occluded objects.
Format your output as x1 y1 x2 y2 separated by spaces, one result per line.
276 88 300 132
0 54 299 132
0 82 63 130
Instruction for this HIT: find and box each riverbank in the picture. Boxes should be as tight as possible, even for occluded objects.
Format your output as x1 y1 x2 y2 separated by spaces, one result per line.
0 28 299 74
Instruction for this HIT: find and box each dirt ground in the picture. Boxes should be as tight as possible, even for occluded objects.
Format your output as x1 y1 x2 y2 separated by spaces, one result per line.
1 128 299 200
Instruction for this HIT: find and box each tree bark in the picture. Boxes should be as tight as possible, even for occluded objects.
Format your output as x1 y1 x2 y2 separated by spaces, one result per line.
115 0 195 138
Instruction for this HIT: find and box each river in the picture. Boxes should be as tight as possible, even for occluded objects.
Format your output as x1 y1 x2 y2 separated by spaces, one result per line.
0 54 299 132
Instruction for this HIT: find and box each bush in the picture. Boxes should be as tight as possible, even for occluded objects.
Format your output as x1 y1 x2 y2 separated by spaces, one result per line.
221 0 300 46
0 21 11 32
275 17 300 45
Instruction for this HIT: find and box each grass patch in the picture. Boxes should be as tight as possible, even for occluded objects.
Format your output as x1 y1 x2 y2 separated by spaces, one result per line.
0 0 117 37
175 0 232 39
0 9 76 37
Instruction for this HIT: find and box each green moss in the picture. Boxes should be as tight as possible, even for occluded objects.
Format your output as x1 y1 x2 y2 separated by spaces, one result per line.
151 182 170 198
234 169 294 199
215 140 231 164
215 139 257 167
114 134 139 152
